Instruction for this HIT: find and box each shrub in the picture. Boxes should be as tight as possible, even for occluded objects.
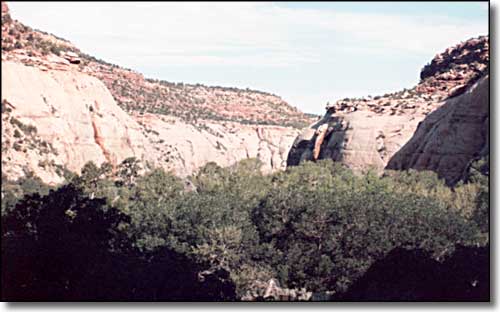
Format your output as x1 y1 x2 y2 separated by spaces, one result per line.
12 142 22 151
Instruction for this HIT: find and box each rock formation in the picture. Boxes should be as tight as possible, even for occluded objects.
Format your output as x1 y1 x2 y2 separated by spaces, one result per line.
1 4 302 184
1 58 299 184
241 278 312 301
135 113 299 177
386 75 489 185
288 36 489 181
1 60 157 184
287 108 423 174
1 4 313 129
1 4 489 185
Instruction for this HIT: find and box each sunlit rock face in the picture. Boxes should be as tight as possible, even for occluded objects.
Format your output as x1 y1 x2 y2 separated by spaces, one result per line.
133 112 299 177
1 3 305 184
1 60 299 184
1 61 157 184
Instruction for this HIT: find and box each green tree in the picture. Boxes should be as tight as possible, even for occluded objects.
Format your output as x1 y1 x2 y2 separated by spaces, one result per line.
253 160 483 293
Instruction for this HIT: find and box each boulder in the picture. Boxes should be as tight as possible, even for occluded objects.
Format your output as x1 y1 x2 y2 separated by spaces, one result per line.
61 51 81 64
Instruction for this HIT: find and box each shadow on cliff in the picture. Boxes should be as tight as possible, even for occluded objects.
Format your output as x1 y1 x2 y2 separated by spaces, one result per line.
385 75 489 185
287 114 346 167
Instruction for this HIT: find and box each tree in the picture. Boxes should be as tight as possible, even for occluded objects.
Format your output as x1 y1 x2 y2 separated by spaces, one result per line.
1 182 236 300
118 157 141 186
1 184 128 300
253 160 483 293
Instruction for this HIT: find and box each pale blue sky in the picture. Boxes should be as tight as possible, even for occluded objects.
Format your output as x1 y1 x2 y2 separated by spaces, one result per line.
8 2 488 114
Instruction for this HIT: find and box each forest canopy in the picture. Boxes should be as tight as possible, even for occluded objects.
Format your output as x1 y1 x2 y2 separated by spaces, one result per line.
1 158 489 300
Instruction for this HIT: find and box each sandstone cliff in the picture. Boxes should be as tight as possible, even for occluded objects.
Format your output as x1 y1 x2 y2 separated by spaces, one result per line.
1 6 313 129
1 60 298 184
287 109 423 173
1 3 301 184
386 75 489 185
287 36 489 181
135 113 298 177
1 60 157 184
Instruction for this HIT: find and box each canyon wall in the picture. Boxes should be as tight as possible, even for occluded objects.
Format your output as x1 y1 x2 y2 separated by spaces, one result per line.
1 61 157 184
287 36 489 184
1 61 298 184
386 75 489 185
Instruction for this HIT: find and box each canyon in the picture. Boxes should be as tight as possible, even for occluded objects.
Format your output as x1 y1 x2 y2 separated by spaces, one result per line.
1 2 489 187
1 3 304 184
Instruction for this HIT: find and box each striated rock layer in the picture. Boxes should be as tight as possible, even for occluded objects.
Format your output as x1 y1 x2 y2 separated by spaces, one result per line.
1 61 299 184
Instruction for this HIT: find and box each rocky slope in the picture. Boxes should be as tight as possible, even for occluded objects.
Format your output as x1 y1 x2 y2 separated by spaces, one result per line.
1 3 301 184
288 36 489 183
135 113 298 177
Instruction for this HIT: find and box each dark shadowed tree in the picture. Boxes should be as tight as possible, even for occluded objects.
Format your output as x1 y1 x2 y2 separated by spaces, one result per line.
1 183 235 301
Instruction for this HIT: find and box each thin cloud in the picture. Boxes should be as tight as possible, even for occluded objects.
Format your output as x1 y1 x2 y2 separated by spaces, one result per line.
8 2 487 67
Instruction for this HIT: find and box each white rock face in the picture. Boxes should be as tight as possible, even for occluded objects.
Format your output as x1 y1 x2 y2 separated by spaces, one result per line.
287 74 489 184
287 36 489 178
1 61 157 184
1 61 299 184
287 108 431 175
134 113 299 177
329 111 423 173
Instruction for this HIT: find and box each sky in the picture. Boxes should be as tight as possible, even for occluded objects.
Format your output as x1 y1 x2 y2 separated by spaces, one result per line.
8 2 489 114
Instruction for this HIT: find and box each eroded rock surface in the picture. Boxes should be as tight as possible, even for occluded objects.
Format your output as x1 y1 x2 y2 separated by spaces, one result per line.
1 4 304 184
1 60 299 184
1 61 157 184
1 4 313 129
386 75 489 185
287 36 489 178
287 108 424 174
134 113 299 177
